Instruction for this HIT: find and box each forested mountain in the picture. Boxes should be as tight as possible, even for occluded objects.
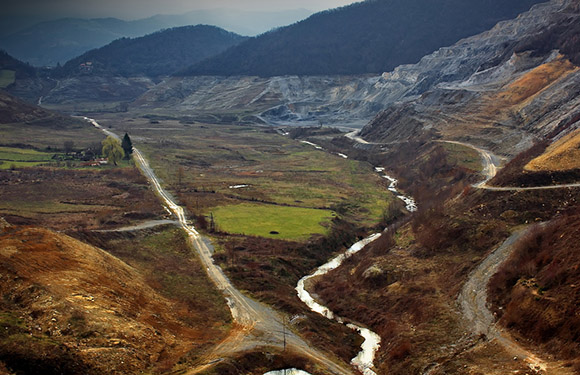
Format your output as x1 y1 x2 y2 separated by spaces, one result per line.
183 0 545 76
58 26 247 78
0 9 311 67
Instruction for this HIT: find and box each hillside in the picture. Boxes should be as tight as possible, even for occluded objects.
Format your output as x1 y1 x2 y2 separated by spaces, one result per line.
58 26 248 78
358 0 580 158
0 10 311 67
0 223 228 374
0 51 36 83
136 0 571 128
183 0 544 77
0 91 59 123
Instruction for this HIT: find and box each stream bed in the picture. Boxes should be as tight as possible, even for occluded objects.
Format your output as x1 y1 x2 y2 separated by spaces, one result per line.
296 234 382 375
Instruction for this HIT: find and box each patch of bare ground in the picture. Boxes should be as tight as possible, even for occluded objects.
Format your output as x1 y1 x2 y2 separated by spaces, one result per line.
0 167 165 230
0 224 228 374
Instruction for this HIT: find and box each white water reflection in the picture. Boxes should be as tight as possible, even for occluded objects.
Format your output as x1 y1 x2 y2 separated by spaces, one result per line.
375 167 417 212
296 234 382 375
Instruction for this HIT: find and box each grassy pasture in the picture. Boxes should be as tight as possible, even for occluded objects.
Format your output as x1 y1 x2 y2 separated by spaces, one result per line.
211 203 334 240
440 142 482 172
101 116 393 227
0 146 57 169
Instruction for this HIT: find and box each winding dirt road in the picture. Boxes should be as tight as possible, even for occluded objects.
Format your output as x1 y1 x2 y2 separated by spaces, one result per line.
346 133 575 373
443 140 580 191
87 118 353 375
457 226 551 373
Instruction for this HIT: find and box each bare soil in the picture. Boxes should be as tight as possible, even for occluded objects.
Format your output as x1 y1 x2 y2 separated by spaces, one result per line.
0 224 227 374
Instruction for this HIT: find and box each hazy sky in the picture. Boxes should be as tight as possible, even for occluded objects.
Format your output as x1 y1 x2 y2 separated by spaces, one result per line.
5 0 362 19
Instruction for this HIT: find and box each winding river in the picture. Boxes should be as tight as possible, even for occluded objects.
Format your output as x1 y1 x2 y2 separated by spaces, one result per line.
88 117 419 374
293 165 417 375
296 234 383 375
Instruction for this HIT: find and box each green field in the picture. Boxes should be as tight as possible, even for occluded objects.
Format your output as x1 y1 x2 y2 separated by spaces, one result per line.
211 203 335 240
0 147 57 169
0 70 15 88
116 117 393 227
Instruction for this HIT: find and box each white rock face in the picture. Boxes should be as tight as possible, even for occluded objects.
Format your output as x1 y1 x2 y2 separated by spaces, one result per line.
136 0 574 131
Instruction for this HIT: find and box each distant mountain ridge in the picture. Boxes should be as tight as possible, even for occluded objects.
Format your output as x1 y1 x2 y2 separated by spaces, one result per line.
57 26 248 78
183 0 546 77
0 9 312 67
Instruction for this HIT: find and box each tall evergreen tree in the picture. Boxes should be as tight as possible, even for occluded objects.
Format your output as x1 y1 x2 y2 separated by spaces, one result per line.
121 133 133 159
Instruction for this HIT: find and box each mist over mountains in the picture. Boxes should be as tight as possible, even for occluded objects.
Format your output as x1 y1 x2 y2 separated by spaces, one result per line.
0 8 312 67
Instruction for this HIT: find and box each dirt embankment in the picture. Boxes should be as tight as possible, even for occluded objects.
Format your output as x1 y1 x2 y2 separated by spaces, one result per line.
0 224 222 374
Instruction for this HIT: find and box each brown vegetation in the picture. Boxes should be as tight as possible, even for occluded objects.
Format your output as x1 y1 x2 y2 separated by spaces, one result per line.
212 219 365 363
526 127 580 172
0 167 165 230
488 211 580 367
489 140 580 187
310 134 580 374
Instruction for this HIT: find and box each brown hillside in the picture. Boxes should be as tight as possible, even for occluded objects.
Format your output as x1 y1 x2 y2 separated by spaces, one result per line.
0 224 218 374
491 57 577 108
0 91 58 124
488 213 580 368
526 127 580 171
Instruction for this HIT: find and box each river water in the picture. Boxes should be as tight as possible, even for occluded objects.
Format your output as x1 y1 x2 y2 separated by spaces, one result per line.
296 234 383 375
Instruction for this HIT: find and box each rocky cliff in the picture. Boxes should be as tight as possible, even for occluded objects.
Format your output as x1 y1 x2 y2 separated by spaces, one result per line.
135 0 579 137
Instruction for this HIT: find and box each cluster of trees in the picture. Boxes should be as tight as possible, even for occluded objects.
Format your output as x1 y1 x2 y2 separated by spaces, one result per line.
101 133 133 166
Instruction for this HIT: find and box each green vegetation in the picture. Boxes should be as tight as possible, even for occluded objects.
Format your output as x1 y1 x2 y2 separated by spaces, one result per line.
0 147 58 169
211 203 334 240
184 0 543 76
128 119 392 227
101 136 124 166
58 25 246 78
0 70 15 88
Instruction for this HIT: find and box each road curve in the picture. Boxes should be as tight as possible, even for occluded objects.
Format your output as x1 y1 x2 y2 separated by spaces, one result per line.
443 140 580 191
86 118 353 375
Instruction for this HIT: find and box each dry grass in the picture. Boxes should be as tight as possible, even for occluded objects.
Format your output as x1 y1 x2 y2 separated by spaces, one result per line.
0 225 228 374
0 167 165 230
526 127 580 171
493 57 577 107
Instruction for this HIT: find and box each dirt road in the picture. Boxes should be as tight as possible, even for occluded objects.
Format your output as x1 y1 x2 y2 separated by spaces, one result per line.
444 140 580 191
93 220 179 232
88 118 353 375
457 226 551 373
